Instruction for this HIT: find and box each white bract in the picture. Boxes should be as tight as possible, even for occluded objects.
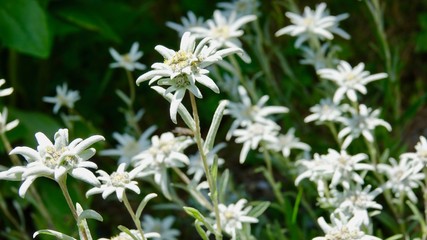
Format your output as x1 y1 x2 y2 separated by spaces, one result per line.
166 11 205 36
142 215 180 240
300 43 340 70
305 98 345 123
317 61 388 103
377 157 425 203
275 2 349 48
217 0 260 16
216 199 258 240
190 10 256 62
0 107 19 134
0 79 13 97
136 32 241 123
4 129 104 197
109 42 146 71
100 126 156 165
100 229 160 240
86 163 146 202
401 136 427 165
43 83 80 114
338 104 391 149
267 127 311 158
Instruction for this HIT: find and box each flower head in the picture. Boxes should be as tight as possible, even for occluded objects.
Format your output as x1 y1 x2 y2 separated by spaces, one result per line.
5 129 104 197
267 128 311 157
305 98 345 123
109 42 146 71
86 163 145 202
317 61 388 103
166 11 205 36
275 3 349 48
215 199 258 240
0 107 19 134
43 83 80 114
401 136 427 165
0 79 13 97
142 215 180 240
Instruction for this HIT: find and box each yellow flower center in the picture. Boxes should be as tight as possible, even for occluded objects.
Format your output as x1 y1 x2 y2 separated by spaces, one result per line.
110 172 130 187
165 50 194 72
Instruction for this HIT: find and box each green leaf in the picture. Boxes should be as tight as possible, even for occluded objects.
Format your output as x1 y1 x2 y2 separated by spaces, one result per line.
117 225 139 240
78 209 103 223
33 229 76 240
248 201 270 218
194 221 210 240
204 100 228 152
135 193 157 220
183 207 216 234
0 0 51 58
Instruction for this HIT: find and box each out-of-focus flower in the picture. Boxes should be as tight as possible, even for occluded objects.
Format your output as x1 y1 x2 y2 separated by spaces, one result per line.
86 163 146 202
275 3 349 48
295 153 334 196
0 79 13 97
166 11 205 36
217 0 260 16
317 61 388 103
304 98 345 123
136 32 241 123
232 122 280 163
215 199 258 240
100 126 157 165
142 215 180 240
300 43 340 70
2 129 104 197
267 128 311 158
225 85 288 139
377 157 425 203
100 229 160 240
43 83 80 114
191 10 256 63
187 143 225 183
338 104 391 149
0 107 19 134
132 132 193 199
109 42 146 71
400 136 427 165
313 211 381 240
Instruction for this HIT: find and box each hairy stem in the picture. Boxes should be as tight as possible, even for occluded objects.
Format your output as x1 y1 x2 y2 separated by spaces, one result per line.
122 193 146 240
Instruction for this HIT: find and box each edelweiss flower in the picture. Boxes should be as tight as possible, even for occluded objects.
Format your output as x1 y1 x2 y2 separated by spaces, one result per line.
267 128 311 158
100 229 160 240
305 98 345 123
142 215 180 240
295 153 334 196
132 132 193 199
109 42 146 71
232 122 280 163
215 199 258 240
43 83 80 114
300 43 340 70
136 32 241 123
317 61 388 103
313 212 381 240
0 107 19 134
100 126 157 165
86 163 145 202
377 157 425 203
0 79 13 97
166 11 205 36
338 104 391 149
5 129 104 197
225 85 288 139
191 10 256 62
217 0 260 16
400 136 427 165
275 3 350 48
322 149 373 189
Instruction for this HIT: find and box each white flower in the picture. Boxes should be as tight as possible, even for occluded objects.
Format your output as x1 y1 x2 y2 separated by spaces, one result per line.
100 126 157 165
187 143 225 183
86 163 145 202
304 98 345 123
136 32 241 123
275 3 349 48
232 122 280 163
377 157 425 203
300 43 340 70
191 10 256 63
338 104 391 149
333 185 382 226
215 199 258 240
142 215 180 240
322 149 373 189
0 107 19 134
267 128 311 157
109 42 146 71
295 153 334 196
6 129 104 197
166 11 205 36
217 0 260 16
225 85 288 139
132 132 193 199
317 61 388 103
0 79 13 97
313 211 381 240
100 229 160 240
43 83 80 114
400 136 427 165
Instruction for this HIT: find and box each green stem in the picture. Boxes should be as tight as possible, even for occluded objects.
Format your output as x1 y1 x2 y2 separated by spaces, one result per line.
262 148 285 206
122 193 146 240
125 70 142 135
325 122 341 147
189 93 222 240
